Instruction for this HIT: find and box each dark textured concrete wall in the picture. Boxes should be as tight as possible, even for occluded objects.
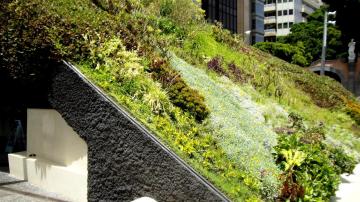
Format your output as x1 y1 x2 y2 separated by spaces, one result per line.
48 63 229 202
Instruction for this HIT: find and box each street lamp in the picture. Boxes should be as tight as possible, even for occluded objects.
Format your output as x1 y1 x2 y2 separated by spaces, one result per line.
244 30 251 45
320 11 336 75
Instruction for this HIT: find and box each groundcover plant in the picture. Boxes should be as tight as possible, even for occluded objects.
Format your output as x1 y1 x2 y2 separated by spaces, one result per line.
1 0 359 201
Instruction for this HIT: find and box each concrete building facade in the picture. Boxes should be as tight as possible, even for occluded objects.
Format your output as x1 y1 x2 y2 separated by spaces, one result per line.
202 0 265 44
264 0 322 41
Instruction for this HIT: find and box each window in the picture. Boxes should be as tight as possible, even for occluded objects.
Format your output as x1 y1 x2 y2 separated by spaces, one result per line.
289 0 293 2
283 10 288 15
278 10 282 16
202 0 238 33
278 23 283 29
289 22 294 28
283 22 288 28
266 0 275 4
289 9 293 15
277 0 281 3
283 0 287 2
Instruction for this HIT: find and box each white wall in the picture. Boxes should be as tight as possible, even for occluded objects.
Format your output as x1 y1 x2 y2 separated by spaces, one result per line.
9 109 88 202
27 109 87 170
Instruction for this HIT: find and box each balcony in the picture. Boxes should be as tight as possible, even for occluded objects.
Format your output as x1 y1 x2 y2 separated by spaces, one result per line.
301 5 314 15
264 16 276 24
264 29 277 36
264 3 276 12
303 0 322 9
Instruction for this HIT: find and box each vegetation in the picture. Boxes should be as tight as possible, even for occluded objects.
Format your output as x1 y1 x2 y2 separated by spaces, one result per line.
254 42 309 66
255 6 343 66
274 113 356 201
1 0 360 201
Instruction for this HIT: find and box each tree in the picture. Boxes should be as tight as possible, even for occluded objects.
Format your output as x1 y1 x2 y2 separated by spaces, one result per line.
254 41 310 66
279 6 343 61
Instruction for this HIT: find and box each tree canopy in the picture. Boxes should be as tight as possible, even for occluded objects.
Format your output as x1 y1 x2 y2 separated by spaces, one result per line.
255 7 343 66
280 7 343 61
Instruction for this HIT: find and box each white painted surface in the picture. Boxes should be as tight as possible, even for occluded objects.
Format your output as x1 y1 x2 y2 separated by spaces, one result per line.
333 164 360 202
264 0 321 38
132 197 157 202
8 109 88 202
27 109 87 170
8 151 28 180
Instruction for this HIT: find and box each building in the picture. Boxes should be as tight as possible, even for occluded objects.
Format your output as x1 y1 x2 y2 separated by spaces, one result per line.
201 0 265 44
264 0 322 41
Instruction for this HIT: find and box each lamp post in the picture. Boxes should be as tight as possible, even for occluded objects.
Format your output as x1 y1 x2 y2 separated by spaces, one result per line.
320 11 336 76
244 30 251 45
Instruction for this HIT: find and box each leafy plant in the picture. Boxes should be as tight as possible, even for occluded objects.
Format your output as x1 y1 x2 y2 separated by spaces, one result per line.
254 41 310 67
329 147 357 174
150 57 210 122
207 57 228 76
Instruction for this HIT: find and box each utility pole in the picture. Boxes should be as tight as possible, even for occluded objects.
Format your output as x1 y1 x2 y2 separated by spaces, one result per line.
320 11 336 76
320 11 328 76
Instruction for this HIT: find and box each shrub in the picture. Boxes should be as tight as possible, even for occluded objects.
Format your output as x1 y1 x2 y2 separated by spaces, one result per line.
150 57 210 122
329 147 357 174
254 42 309 67
207 57 228 76
228 62 252 83
145 0 204 27
211 22 242 49
343 97 360 125
274 134 341 201
274 113 356 201
157 18 187 39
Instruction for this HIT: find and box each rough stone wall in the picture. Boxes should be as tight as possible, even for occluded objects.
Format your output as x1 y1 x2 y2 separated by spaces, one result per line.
49 63 228 202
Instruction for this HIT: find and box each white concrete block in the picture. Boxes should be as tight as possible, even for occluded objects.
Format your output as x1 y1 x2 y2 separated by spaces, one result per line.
8 151 28 180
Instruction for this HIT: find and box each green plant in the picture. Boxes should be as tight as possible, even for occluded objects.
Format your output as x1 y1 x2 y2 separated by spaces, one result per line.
254 42 310 66
329 147 357 174
343 96 360 125
150 57 210 122
274 134 341 201
278 149 307 201
211 22 242 49
207 57 228 76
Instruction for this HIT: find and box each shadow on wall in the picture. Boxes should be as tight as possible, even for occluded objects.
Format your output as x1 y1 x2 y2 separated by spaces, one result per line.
27 109 88 179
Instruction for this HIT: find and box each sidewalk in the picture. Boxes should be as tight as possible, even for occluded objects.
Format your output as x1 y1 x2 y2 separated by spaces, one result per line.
0 168 70 202
332 164 360 202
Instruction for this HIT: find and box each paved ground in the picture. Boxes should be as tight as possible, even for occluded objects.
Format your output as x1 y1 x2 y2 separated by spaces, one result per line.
332 164 360 202
1 164 360 202
0 168 70 202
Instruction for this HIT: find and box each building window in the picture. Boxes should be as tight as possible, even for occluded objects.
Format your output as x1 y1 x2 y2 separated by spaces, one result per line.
202 0 238 33
283 22 288 28
283 0 287 2
283 10 288 15
289 9 293 15
289 22 294 28
277 0 281 3
278 23 283 29
289 0 293 2
278 10 282 16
